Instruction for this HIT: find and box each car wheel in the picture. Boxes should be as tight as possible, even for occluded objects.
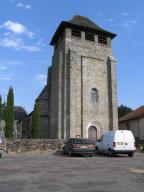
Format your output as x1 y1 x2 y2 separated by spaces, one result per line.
68 150 73 157
95 147 100 154
108 149 114 157
62 147 66 155
0 153 2 158
128 153 134 157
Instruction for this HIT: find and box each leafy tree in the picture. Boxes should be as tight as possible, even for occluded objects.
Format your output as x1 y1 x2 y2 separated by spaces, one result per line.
118 104 133 119
31 102 40 139
5 87 14 138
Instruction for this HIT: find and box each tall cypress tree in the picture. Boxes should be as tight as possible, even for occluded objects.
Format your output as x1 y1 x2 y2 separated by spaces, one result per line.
31 102 40 139
5 87 14 138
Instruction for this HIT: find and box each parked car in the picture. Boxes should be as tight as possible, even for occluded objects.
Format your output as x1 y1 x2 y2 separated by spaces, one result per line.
62 138 95 157
0 138 3 158
96 130 136 157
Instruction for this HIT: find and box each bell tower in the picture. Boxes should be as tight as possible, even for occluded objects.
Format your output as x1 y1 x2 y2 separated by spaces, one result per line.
48 15 118 139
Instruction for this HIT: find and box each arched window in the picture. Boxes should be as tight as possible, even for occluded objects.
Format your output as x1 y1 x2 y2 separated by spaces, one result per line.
91 88 99 103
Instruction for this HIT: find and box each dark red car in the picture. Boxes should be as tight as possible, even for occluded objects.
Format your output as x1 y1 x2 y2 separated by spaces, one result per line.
62 138 95 157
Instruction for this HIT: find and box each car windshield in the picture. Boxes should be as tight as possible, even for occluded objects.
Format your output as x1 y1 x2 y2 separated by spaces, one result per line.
72 139 93 144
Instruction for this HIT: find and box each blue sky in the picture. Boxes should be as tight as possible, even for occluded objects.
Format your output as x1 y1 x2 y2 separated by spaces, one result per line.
0 0 144 113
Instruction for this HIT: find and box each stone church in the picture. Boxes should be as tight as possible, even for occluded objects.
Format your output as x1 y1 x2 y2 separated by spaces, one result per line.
19 15 118 139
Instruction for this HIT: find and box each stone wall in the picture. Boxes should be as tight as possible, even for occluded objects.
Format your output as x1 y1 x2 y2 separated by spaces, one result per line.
5 139 64 154
50 26 118 139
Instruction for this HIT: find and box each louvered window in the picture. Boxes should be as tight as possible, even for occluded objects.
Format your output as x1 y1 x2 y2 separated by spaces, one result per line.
85 32 94 41
98 35 107 44
71 29 81 38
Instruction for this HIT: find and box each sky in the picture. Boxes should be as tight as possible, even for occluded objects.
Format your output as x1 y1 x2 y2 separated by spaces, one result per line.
0 0 144 113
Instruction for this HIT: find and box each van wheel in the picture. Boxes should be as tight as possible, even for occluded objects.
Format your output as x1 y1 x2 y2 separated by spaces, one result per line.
108 149 114 157
128 153 133 157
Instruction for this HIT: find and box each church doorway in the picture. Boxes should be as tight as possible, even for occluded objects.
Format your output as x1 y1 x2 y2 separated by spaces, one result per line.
88 126 97 140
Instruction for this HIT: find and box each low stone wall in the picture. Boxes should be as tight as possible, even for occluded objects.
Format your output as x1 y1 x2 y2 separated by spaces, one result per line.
5 139 64 154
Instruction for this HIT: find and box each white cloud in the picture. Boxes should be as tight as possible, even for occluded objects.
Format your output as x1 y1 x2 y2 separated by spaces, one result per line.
16 3 31 10
3 32 11 36
0 60 24 67
36 73 47 85
0 21 45 52
0 66 7 70
26 31 34 38
25 5 31 9
22 45 42 52
3 20 26 34
1 20 34 37
123 19 136 28
0 73 14 81
0 37 42 52
109 17 137 29
0 38 21 49
36 38 46 47
106 18 114 23
122 12 129 16
131 20 136 24
0 60 23 81
7 60 23 66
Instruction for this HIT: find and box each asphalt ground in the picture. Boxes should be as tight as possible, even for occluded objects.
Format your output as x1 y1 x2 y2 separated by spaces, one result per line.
0 152 144 192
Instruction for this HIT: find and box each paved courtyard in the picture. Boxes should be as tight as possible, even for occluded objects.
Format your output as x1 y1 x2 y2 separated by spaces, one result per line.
0 152 144 192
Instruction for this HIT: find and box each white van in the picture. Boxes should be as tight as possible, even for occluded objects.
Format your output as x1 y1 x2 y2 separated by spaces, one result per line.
96 130 136 157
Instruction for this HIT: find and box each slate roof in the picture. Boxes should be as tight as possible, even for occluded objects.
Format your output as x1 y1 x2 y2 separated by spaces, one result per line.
50 15 116 45
17 111 33 124
119 105 144 122
14 106 27 120
36 85 48 101
2 106 26 120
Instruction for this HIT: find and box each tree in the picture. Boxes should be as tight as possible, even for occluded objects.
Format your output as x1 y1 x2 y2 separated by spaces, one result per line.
118 104 133 119
5 87 14 138
31 102 40 139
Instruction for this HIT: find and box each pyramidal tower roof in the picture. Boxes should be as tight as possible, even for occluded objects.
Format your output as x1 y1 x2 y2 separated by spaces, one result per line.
69 15 107 31
50 15 116 45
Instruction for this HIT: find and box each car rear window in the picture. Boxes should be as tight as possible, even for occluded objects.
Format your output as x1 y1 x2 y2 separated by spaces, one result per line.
72 139 93 144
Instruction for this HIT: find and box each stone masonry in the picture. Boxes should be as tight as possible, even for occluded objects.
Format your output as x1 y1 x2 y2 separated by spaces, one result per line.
48 15 118 139
36 85 49 138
